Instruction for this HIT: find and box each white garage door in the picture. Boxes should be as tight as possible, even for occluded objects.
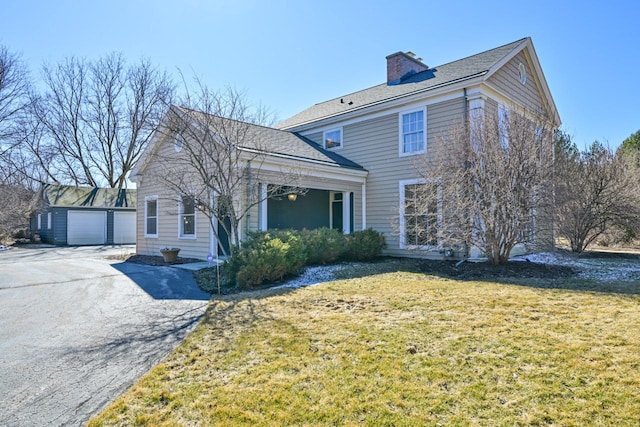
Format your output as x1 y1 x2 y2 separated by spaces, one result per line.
67 211 107 245
113 211 136 244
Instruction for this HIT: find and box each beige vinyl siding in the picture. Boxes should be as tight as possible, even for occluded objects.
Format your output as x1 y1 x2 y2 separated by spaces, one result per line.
303 98 465 256
488 52 546 114
306 132 322 146
136 137 212 260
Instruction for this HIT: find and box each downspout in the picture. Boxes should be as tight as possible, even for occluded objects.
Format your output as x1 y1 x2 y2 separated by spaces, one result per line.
361 179 367 230
462 88 470 259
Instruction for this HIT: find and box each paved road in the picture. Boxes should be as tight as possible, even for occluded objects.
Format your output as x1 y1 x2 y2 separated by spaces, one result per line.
0 245 210 426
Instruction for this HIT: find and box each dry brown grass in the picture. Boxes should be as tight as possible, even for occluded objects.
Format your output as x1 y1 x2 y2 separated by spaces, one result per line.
89 269 640 426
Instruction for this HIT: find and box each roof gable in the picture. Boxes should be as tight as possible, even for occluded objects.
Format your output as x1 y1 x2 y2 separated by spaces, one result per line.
278 37 559 129
132 107 364 178
43 184 136 208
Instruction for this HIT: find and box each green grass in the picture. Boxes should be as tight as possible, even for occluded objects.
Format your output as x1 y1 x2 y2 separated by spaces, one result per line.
89 268 640 426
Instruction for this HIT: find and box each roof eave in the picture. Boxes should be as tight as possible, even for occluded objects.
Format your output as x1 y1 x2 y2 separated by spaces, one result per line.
281 73 488 132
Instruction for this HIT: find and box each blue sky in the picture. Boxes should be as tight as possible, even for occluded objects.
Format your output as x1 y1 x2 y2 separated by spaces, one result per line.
3 0 638 149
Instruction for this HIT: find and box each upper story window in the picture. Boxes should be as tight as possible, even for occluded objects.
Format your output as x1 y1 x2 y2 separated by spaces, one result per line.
174 135 184 152
145 196 158 238
518 63 527 85
179 195 196 238
399 108 426 156
323 128 342 150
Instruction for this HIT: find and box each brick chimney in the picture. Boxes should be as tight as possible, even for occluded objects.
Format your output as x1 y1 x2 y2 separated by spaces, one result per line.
386 51 428 85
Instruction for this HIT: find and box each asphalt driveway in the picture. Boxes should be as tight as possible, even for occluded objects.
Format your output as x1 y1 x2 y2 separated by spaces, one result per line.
0 245 210 426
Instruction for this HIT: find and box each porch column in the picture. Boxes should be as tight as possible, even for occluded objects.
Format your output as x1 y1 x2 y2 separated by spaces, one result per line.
259 183 268 231
342 191 351 234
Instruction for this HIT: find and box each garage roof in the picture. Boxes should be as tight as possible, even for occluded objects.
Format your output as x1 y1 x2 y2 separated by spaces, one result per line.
43 184 136 208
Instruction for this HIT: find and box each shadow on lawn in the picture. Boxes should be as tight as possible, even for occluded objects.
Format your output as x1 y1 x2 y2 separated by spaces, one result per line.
193 252 640 301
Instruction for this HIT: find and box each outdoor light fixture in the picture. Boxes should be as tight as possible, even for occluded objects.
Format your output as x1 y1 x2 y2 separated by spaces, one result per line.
287 193 297 201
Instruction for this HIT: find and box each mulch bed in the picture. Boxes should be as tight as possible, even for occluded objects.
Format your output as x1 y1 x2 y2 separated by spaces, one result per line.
123 254 203 267
416 259 576 281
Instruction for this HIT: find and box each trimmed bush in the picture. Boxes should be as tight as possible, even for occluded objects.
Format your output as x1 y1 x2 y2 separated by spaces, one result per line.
223 228 386 288
299 228 346 265
224 230 307 288
344 228 386 261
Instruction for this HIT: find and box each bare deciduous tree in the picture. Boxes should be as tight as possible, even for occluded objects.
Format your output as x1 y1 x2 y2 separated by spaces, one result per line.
0 46 37 240
555 137 640 252
0 45 31 143
412 106 555 265
0 184 34 243
148 85 304 255
31 53 173 189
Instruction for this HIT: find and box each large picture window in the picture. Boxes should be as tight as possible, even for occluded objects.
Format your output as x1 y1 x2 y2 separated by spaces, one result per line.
179 196 196 238
400 179 438 248
145 196 158 237
399 108 426 155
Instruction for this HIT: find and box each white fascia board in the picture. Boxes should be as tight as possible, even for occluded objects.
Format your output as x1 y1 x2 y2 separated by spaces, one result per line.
238 147 367 177
484 38 560 127
287 74 487 133
483 38 529 80
257 160 368 183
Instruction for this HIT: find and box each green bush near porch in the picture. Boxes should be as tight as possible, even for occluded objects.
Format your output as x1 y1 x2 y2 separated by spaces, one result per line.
224 228 386 288
299 228 346 265
344 228 387 261
224 230 307 289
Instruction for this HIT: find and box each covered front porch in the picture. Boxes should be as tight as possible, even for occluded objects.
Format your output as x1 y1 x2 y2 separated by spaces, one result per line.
260 187 355 233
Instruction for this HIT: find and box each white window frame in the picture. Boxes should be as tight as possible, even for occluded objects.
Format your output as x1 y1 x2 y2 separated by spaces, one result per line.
47 212 52 229
398 107 427 157
323 127 343 150
498 104 509 148
174 135 184 152
399 178 440 249
37 214 42 230
178 195 197 239
144 195 158 238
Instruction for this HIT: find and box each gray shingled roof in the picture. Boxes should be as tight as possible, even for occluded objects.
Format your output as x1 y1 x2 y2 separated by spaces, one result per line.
174 107 364 170
43 184 136 208
278 38 528 130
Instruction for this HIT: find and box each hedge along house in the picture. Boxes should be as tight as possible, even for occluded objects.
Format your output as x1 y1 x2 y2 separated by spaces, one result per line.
133 37 559 261
30 184 137 245
131 107 368 260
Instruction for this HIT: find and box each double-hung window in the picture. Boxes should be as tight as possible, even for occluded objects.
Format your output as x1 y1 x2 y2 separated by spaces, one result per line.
400 179 439 248
179 195 196 238
399 108 426 156
323 128 342 150
145 196 158 237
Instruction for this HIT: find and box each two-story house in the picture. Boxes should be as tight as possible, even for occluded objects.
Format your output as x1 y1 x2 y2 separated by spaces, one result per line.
131 37 559 260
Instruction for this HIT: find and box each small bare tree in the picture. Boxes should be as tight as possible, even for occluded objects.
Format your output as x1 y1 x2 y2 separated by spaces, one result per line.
0 46 38 240
0 183 34 243
413 106 555 265
555 138 640 252
30 53 173 189
150 85 304 255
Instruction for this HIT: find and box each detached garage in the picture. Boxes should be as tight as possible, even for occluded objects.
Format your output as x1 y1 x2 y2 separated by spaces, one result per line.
31 184 136 246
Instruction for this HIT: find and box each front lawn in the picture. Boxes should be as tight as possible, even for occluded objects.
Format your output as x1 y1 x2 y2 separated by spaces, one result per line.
89 265 640 425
